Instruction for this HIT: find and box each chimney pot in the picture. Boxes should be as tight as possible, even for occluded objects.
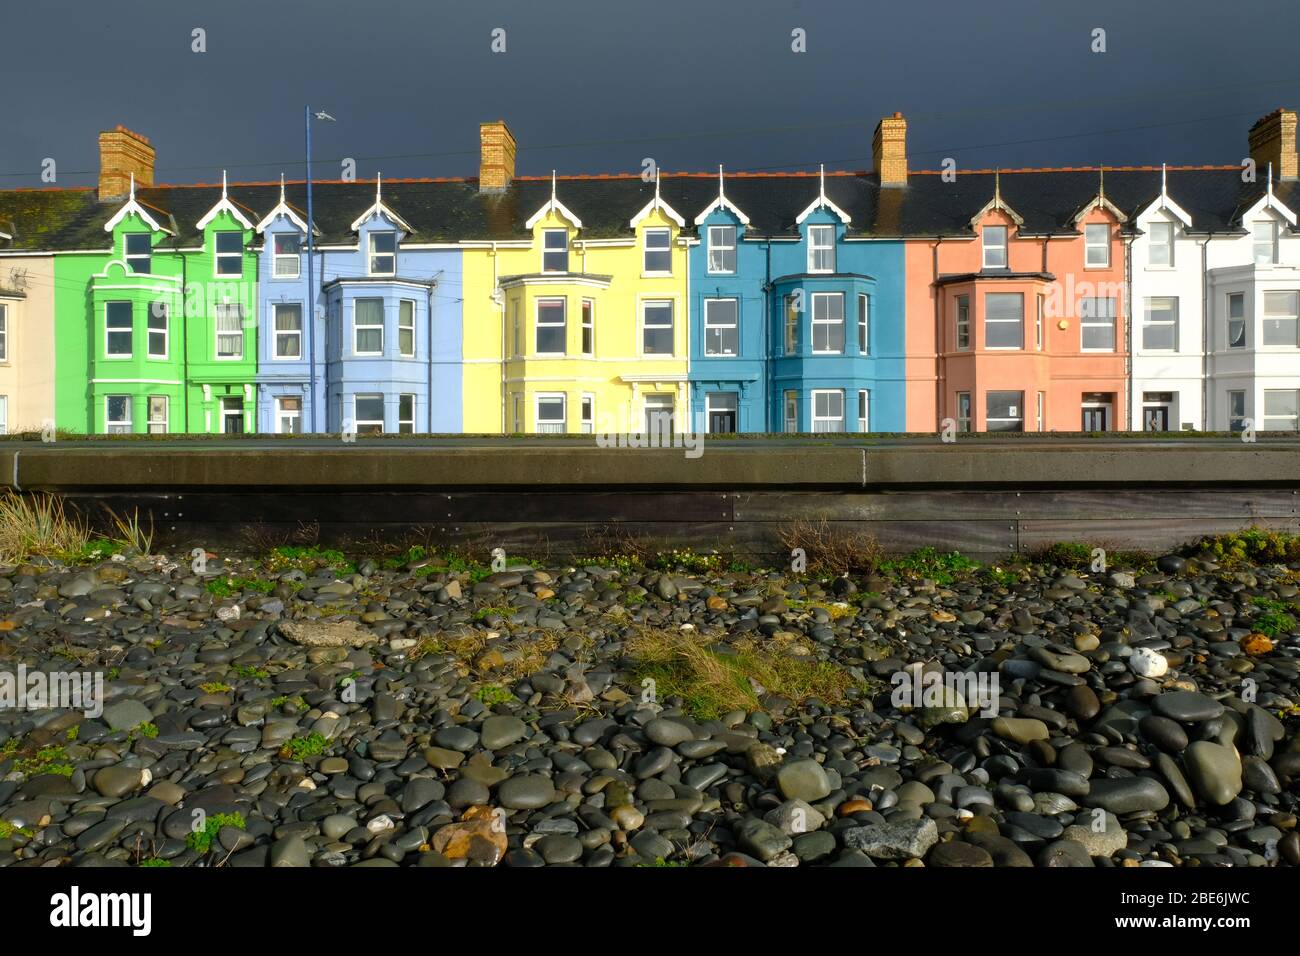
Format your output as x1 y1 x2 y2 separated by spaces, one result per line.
1249 108 1298 182
873 113 908 188
479 120 517 193
98 126 155 202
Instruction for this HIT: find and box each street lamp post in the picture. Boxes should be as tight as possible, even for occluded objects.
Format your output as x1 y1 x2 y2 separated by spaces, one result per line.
305 107 334 432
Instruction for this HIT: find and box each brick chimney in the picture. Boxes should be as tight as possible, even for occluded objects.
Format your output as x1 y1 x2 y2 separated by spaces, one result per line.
98 126 155 201
1249 108 1297 181
479 120 517 193
873 112 908 188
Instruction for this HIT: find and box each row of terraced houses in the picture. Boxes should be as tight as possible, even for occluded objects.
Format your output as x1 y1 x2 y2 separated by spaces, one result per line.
2 110 1300 436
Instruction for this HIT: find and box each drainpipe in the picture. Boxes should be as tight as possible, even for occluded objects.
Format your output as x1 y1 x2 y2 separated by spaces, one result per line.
427 280 436 434
164 218 189 430
1124 232 1133 430
763 240 772 431
1201 236 1210 430
931 239 941 429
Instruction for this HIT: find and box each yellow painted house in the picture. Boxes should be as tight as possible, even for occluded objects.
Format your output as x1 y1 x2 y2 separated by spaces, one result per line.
462 122 691 434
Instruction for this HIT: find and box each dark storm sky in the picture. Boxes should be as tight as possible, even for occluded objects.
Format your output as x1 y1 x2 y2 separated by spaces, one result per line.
4 0 1300 188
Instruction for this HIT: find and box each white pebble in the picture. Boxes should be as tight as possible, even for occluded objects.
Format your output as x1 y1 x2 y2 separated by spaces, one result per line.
1129 648 1168 678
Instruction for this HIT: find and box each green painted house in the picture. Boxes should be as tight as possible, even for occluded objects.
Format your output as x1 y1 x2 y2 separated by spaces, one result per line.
53 175 258 433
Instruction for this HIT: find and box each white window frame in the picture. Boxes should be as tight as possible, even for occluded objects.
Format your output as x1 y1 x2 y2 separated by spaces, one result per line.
220 395 246 434
808 224 835 273
580 393 595 434
1262 290 1299 348
511 300 521 357
707 225 736 274
398 393 416 434
106 301 132 358
857 294 869 354
811 389 844 433
353 393 385 434
984 292 1024 350
1253 220 1278 266
982 226 1007 269
368 231 396 276
811 292 845 354
784 295 799 354
1228 389 1248 432
353 298 384 356
703 298 739 357
1228 292 1247 349
1035 293 1044 350
1263 389 1300 431
956 391 972 432
955 295 970 351
215 302 245 360
0 395 6 435
147 395 168 434
535 393 566 434
643 228 672 275
273 232 301 278
641 299 674 356
542 229 568 273
0 303 8 362
106 395 132 434
125 232 151 274
276 396 302 434
581 298 594 356
398 299 416 357
857 389 869 433
273 303 302 359
986 390 1025 432
1142 296 1178 351
536 298 567 356
1147 221 1174 267
1084 223 1110 268
783 390 799 433
1080 296 1117 352
147 301 168 359
215 231 244 277
1037 391 1046 431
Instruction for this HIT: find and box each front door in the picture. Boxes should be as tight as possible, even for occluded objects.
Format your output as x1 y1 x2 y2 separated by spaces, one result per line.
1082 405 1109 431
1143 405 1169 431
222 397 244 434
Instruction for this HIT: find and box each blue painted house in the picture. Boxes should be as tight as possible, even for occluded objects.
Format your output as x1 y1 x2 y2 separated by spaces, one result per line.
254 177 463 433
687 169 906 433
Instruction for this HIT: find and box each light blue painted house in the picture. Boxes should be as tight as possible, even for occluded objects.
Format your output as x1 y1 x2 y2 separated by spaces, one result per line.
255 177 463 433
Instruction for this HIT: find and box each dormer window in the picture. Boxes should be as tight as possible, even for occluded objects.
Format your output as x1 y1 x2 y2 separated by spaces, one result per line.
369 231 396 275
125 233 151 274
1085 223 1110 267
542 229 568 273
1148 221 1174 267
982 226 1007 269
707 225 736 274
1253 221 1278 265
808 225 835 273
215 232 243 276
273 233 301 278
643 228 672 274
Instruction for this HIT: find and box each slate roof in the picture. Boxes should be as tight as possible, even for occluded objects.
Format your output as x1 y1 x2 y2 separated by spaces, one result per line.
2 166 1298 253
